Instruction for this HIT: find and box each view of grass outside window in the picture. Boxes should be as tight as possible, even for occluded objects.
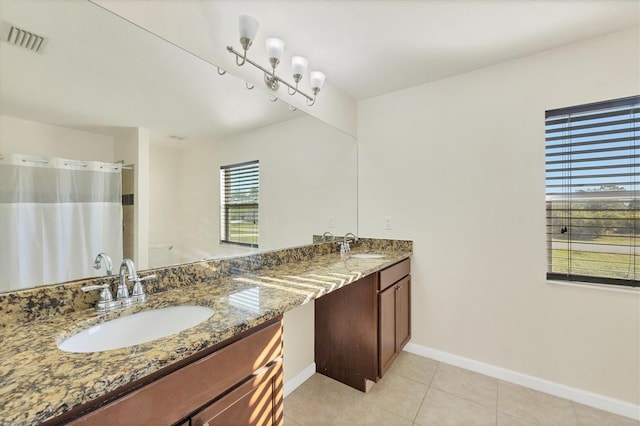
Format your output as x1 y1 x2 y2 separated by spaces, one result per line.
220 161 259 247
545 96 638 287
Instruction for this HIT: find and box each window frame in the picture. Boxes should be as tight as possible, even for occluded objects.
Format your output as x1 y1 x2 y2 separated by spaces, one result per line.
545 96 638 288
219 160 259 248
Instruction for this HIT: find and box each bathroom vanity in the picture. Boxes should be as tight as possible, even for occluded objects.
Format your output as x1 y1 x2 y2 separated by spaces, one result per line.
0 239 412 425
315 258 411 391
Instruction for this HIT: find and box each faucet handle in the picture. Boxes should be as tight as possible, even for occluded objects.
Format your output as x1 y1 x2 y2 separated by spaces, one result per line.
81 284 116 312
135 274 157 282
130 274 156 303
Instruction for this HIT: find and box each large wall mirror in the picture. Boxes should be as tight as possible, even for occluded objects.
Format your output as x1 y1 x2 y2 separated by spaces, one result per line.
0 0 357 293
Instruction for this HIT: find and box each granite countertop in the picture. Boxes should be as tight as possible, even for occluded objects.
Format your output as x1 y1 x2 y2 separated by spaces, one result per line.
0 249 411 425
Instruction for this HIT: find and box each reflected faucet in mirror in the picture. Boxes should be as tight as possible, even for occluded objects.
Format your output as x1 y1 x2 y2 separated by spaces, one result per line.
344 232 358 248
93 253 113 276
322 231 335 242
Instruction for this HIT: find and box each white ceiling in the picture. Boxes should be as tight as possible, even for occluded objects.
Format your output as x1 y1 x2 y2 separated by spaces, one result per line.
200 0 640 101
0 0 303 144
1 0 638 141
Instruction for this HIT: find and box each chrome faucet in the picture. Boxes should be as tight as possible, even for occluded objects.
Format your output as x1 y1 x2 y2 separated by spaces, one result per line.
83 259 154 311
344 233 357 252
340 233 358 259
322 231 334 242
93 252 113 275
117 259 137 307
119 258 155 305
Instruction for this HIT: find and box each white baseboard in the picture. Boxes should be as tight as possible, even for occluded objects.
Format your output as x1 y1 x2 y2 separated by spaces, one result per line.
284 362 316 398
404 342 640 421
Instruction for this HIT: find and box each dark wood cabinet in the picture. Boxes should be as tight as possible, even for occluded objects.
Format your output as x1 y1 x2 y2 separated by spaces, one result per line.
61 317 284 426
379 281 397 375
315 259 411 391
315 273 378 391
379 275 411 377
191 360 283 426
396 277 411 350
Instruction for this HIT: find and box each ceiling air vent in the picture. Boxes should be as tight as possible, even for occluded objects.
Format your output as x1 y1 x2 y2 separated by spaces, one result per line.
1 21 47 53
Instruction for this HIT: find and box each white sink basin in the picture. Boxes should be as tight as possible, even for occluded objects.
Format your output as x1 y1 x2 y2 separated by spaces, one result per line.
58 305 214 353
351 253 385 259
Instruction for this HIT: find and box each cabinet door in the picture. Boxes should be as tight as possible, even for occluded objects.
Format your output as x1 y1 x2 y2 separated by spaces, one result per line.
395 276 411 351
315 273 377 392
191 360 283 426
378 284 396 377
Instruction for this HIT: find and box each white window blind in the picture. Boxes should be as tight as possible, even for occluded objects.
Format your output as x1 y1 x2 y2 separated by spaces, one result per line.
545 96 638 287
220 160 259 247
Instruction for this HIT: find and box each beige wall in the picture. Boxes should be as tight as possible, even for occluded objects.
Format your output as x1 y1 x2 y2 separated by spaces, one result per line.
0 115 115 161
358 27 640 405
283 302 315 384
148 144 182 258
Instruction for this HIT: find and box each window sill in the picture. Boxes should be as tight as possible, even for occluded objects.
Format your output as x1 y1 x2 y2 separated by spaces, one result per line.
546 279 639 294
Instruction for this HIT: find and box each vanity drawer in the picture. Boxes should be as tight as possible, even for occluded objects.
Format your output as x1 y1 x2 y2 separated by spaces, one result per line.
379 259 410 291
69 319 283 425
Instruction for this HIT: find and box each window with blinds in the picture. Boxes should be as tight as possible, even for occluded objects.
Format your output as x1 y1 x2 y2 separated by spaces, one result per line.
545 96 638 287
220 161 259 247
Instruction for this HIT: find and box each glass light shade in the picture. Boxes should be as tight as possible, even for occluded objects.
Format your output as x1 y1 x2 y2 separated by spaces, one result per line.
310 71 326 90
265 38 285 60
239 15 259 42
291 56 308 76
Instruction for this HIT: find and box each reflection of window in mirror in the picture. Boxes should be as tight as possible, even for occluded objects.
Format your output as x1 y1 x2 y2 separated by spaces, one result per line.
220 161 259 247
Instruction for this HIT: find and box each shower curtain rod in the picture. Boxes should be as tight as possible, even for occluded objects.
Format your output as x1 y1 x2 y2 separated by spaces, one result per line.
0 154 133 170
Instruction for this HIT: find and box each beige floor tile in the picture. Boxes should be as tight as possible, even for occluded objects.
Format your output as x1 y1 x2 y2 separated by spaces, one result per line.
572 402 640 426
363 372 429 421
415 388 496 426
497 411 536 425
387 351 439 386
284 414 303 426
498 381 578 425
284 374 362 425
333 399 413 425
430 363 498 410
283 357 636 426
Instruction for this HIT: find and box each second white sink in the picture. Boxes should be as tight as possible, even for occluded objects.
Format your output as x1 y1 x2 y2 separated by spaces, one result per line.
58 305 214 353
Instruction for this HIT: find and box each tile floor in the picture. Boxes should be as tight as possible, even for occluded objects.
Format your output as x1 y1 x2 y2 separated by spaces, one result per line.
284 351 639 426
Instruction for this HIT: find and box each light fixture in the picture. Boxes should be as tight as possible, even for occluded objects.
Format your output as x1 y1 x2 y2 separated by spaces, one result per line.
226 15 326 106
289 55 308 95
264 37 284 91
237 15 259 65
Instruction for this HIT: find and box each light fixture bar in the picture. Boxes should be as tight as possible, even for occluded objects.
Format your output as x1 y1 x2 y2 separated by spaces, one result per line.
226 45 314 103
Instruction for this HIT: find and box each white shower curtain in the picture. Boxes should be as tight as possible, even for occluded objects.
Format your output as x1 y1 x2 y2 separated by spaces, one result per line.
0 153 123 291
